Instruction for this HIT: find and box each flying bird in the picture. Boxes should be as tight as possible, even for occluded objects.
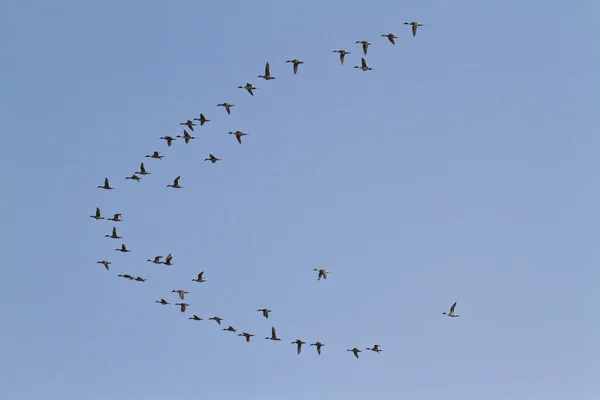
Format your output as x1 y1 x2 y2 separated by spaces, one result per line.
217 103 234 115
107 213 122 222
285 59 304 75
333 49 351 65
238 83 257 96
155 299 169 305
176 130 196 144
97 177 113 190
313 268 329 280
404 21 424 37
189 314 203 321
193 113 210 126
97 260 111 270
265 326 281 341
145 151 163 160
381 33 398 45
105 227 122 239
442 301 460 317
175 303 190 312
291 339 306 355
366 344 382 353
125 174 141 182
115 244 131 252
167 176 183 189
204 154 220 163
228 130 248 144
136 162 150 175
223 326 237 333
258 61 275 80
238 332 255 342
90 207 104 220
118 274 134 280
355 40 371 55
354 57 373 71
180 120 196 131
310 342 325 355
192 272 206 283
209 316 223 325
257 309 271 319
147 256 164 264
172 289 188 300
347 348 362 359
164 253 173 266
159 136 176 146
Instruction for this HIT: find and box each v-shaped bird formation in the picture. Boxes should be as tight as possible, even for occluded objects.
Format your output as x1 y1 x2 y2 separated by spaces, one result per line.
92 20 458 359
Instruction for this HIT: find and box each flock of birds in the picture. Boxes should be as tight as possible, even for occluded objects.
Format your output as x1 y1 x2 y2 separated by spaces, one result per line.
92 20 460 360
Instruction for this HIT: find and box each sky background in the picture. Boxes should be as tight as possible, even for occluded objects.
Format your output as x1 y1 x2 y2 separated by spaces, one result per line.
1 1 599 399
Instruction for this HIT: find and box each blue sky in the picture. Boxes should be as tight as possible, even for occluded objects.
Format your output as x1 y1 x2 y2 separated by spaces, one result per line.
1 1 599 399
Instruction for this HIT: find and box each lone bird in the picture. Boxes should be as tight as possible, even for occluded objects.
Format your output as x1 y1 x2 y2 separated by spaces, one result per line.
310 342 325 355
145 151 163 160
147 256 164 264
97 260 111 270
107 213 122 222
265 326 281 341
159 136 176 146
355 40 371 55
204 154 220 163
366 344 382 353
238 83 256 96
125 174 141 182
442 301 460 317
404 21 424 37
115 244 131 253
98 177 113 190
347 347 362 359
136 162 150 175
192 272 206 283
189 314 203 321
285 59 304 75
155 298 169 305
164 253 173 266
313 268 329 280
228 130 248 144
209 316 223 325
257 309 271 319
193 113 210 126
217 103 234 115
354 57 373 71
180 120 196 131
105 227 122 239
90 207 104 220
238 332 255 342
176 130 195 144
381 33 398 45
257 61 275 80
223 326 237 333
333 49 351 65
172 289 188 300
167 176 183 189
291 339 306 355
175 303 190 313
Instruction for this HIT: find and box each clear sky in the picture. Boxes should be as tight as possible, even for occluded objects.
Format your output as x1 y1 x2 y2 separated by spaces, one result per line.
1 1 599 399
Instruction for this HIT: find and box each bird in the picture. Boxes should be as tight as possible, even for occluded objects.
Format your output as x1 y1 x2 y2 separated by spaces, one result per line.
189 314 203 321
145 151 163 160
285 59 304 75
90 207 104 220
176 130 195 144
125 174 141 182
381 33 398 45
355 40 371 55
172 289 188 300
180 120 196 131
107 214 122 222
223 326 237 333
313 268 329 280
136 162 150 175
257 61 275 80
164 253 173 266
332 49 351 65
217 103 234 115
228 130 248 144
291 339 306 355
97 260 111 271
238 83 256 96
167 176 183 189
147 256 164 264
238 332 255 342
193 113 210 126
257 309 271 319
155 298 169 305
159 136 176 146
366 344 382 353
310 342 325 355
105 227 122 239
204 154 220 163
118 274 134 280
192 272 206 283
347 348 362 359
115 244 131 252
134 276 147 282
265 326 281 341
98 177 113 190
354 57 373 71
442 301 460 317
209 316 223 325
404 21 424 37
175 303 190 313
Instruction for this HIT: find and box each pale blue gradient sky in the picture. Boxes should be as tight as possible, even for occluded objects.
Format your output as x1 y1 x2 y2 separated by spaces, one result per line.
1 1 599 399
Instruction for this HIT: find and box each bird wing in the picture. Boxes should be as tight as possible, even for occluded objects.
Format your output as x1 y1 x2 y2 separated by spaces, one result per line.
104 178 109 187
361 58 367 68
450 302 457 313
271 326 276 338
265 62 271 76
